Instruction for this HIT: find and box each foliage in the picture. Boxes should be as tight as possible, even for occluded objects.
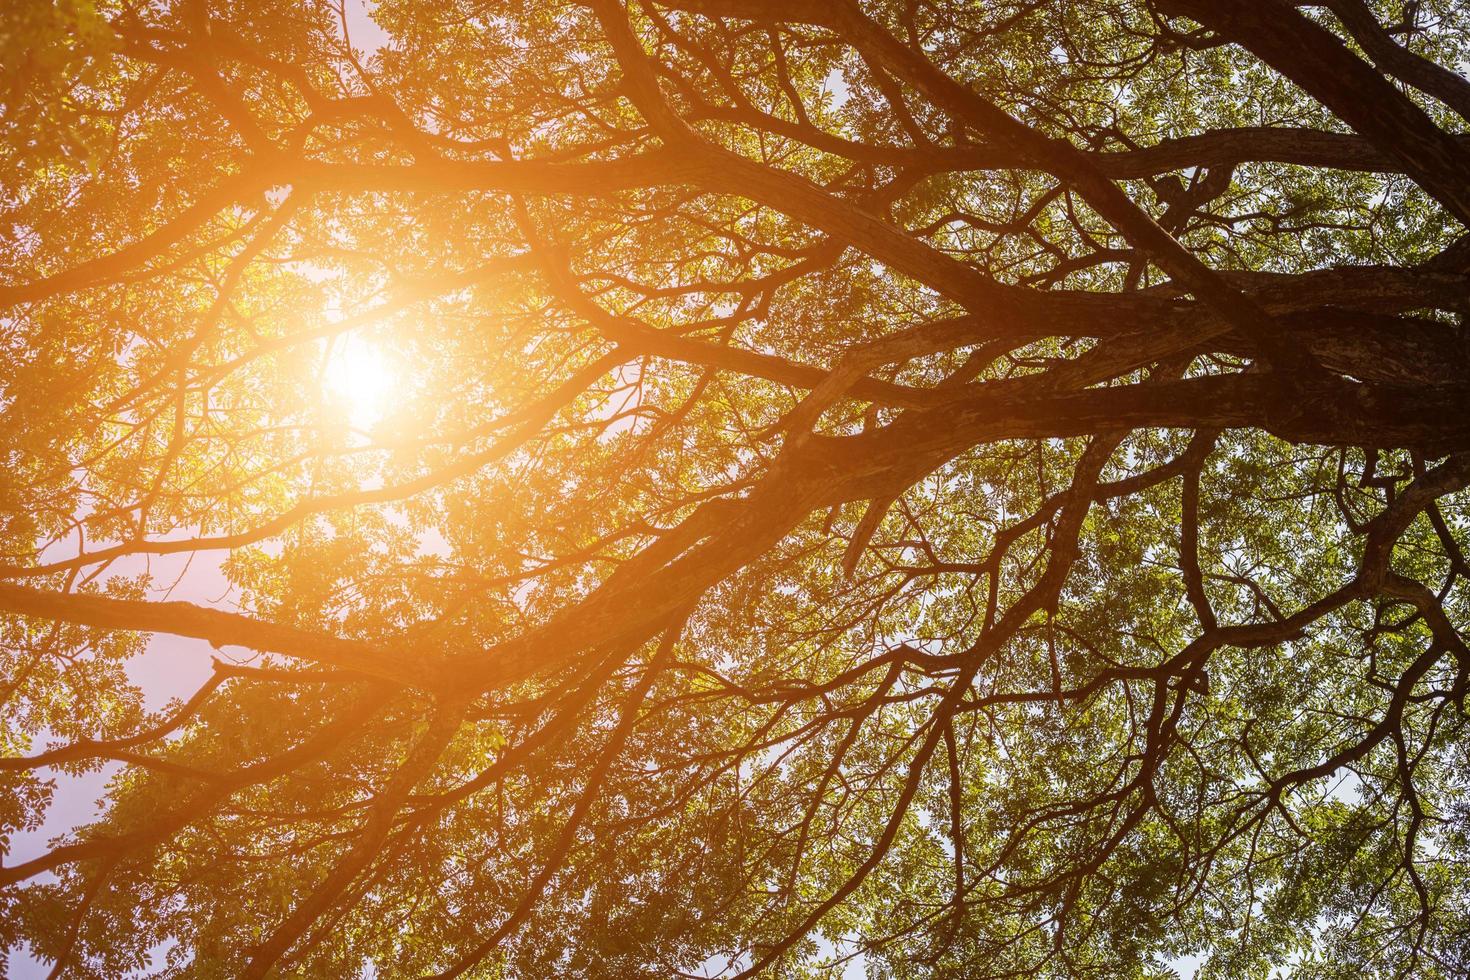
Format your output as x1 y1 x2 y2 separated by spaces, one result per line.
2 0 1470 977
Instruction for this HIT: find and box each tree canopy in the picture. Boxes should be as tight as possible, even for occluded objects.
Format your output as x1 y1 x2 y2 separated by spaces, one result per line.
3 0 1470 976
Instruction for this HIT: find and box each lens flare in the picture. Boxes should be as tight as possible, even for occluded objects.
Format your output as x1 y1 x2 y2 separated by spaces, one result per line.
323 337 396 431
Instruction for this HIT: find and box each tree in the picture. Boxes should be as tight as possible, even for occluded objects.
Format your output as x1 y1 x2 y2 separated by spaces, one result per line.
1 0 1469 975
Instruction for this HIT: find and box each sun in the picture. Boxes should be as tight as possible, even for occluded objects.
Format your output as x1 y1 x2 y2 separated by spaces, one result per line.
323 336 397 431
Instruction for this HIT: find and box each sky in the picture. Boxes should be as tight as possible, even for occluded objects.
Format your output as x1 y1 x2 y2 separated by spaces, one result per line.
7 547 227 976
5 7 392 974
0 3 1220 976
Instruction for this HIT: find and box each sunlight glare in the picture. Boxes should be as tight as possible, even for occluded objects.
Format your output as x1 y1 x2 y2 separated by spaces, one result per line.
323 337 397 431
